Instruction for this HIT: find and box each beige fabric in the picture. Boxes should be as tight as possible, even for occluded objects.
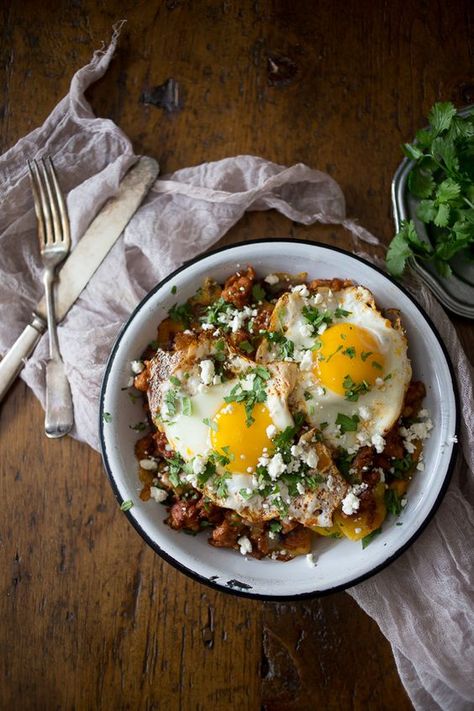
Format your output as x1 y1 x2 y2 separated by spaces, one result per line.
1 32 472 710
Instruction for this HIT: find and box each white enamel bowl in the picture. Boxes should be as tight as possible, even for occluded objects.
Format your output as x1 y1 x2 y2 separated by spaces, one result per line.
99 240 459 599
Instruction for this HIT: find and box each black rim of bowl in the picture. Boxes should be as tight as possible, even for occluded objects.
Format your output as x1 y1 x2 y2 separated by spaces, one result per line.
99 238 460 601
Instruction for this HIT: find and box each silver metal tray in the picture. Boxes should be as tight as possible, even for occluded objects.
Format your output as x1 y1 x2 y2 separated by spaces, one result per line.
391 105 474 319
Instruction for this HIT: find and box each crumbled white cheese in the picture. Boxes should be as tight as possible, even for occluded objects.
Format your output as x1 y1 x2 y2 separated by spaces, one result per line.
266 424 277 439
290 443 303 458
246 466 253 474
354 527 362 534
296 482 306 495
299 350 313 371
267 452 286 480
358 405 371 421
299 323 313 338
212 374 222 385
201 322 214 331
264 273 279 285
150 486 168 503
417 460 425 471
292 284 310 297
125 376 135 388
326 475 335 492
399 415 433 453
313 293 323 305
199 359 215 385
131 360 145 374
375 377 384 387
318 323 328 335
341 482 368 516
401 497 407 508
306 553 316 567
301 448 319 469
139 458 158 471
222 404 234 415
341 491 361 516
371 433 386 454
237 535 253 555
192 456 206 475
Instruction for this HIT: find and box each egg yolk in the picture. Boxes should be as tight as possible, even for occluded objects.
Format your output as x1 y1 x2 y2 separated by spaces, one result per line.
210 402 274 473
314 323 385 395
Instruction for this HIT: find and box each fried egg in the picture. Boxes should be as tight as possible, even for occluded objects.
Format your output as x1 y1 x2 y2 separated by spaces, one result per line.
146 334 348 524
257 284 411 453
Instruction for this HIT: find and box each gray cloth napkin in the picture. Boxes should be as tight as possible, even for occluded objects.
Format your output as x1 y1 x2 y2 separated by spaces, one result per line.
1 30 472 711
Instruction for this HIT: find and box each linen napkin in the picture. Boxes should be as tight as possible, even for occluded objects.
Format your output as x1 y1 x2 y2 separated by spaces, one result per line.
1 28 472 711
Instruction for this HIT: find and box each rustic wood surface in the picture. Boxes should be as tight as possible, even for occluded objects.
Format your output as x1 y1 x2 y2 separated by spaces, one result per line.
1 1 472 709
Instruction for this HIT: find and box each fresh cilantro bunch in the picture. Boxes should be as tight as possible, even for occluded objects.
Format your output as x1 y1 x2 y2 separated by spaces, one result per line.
387 102 474 277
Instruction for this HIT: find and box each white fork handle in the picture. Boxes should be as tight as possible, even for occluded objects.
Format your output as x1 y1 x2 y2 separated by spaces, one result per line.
0 315 46 402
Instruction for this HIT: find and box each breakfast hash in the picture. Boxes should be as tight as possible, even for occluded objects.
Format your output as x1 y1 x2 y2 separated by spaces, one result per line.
129 266 432 561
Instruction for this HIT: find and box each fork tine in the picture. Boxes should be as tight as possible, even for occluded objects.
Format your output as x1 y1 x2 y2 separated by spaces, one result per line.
31 159 54 245
46 157 70 249
40 157 62 244
28 160 46 246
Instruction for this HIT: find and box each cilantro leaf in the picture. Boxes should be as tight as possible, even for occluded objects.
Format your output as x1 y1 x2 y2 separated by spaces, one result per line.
252 283 266 302
429 102 456 135
385 488 403 516
169 302 192 326
361 527 382 549
408 165 435 199
335 413 360 433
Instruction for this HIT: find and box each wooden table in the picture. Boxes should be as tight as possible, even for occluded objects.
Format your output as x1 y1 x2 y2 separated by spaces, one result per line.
1 2 472 709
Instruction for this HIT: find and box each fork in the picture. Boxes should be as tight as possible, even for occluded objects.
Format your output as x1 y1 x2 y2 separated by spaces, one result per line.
28 157 74 438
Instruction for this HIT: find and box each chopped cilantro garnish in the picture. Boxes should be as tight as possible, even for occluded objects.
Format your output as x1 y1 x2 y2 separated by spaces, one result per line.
252 283 266 302
214 471 231 498
392 453 414 478
319 421 328 430
262 330 295 359
385 488 404 515
335 412 360 433
202 298 233 329
164 389 179 418
334 307 351 318
304 390 313 401
362 527 382 549
371 361 383 371
129 421 147 432
239 488 254 500
170 375 181 386
302 306 333 331
335 449 357 482
169 302 192 326
171 285 177 295
361 351 373 361
102 411 112 423
168 454 186 488
342 346 356 358
343 375 370 401
224 367 270 426
203 417 218 432
268 520 282 533
120 500 133 512
182 397 192 416
326 344 343 362
239 340 254 353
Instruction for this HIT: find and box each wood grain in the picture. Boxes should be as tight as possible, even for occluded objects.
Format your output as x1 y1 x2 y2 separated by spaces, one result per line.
1 1 472 709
